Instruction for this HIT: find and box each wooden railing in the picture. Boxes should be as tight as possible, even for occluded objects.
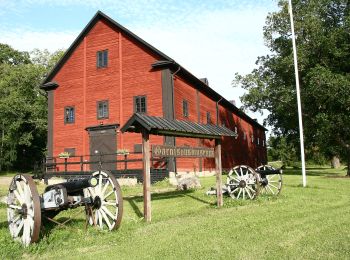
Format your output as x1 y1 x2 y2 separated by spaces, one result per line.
43 152 167 174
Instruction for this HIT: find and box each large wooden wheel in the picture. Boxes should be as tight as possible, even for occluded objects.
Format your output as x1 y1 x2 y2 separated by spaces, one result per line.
256 165 282 195
84 170 123 230
227 165 260 200
7 174 41 246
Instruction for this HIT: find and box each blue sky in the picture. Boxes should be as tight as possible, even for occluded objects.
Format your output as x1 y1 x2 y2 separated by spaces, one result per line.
0 0 279 127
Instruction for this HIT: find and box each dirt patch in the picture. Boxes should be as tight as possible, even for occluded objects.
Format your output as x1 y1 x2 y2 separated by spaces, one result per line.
0 177 13 186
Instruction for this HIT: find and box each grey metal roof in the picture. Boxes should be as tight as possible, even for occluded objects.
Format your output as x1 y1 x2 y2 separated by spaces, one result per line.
121 113 238 139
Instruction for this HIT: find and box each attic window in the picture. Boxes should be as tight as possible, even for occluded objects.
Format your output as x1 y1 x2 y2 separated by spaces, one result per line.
134 96 147 113
97 50 108 68
64 106 75 124
206 112 211 124
183 100 189 118
97 100 109 119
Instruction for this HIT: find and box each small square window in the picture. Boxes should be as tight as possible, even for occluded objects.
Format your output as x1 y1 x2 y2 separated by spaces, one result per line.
97 50 108 68
134 96 147 113
243 132 246 140
262 140 265 147
257 138 260 145
64 106 75 124
64 148 76 156
206 112 211 124
251 135 254 143
97 100 109 119
183 100 189 118
134 144 142 153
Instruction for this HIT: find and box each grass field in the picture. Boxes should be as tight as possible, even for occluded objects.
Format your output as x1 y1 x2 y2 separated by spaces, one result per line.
0 166 349 259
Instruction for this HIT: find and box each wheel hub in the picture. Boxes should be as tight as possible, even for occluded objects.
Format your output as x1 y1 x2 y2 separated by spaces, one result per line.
19 203 28 219
93 196 102 209
239 180 246 188
261 178 269 187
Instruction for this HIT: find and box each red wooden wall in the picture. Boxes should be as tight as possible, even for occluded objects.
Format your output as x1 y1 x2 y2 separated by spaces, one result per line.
51 18 267 173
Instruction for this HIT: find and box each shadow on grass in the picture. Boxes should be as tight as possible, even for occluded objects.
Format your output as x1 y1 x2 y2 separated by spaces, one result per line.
0 220 9 229
124 189 214 216
40 216 86 238
281 168 346 177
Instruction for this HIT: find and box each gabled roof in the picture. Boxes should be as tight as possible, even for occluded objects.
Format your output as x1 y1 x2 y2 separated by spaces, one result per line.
121 113 237 139
42 10 266 131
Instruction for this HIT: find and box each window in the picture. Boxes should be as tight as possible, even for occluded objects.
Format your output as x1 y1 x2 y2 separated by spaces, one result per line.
251 135 254 143
97 100 109 119
206 112 211 124
257 138 260 145
134 96 147 113
134 144 142 153
234 126 238 139
262 140 265 147
96 50 108 68
183 100 189 118
243 132 246 140
64 106 75 124
64 148 76 156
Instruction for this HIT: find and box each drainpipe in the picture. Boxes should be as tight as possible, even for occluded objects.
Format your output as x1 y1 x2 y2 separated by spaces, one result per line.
216 97 223 125
170 64 181 174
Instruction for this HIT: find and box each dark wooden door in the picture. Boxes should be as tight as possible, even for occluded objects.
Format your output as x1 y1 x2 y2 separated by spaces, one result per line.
89 128 117 171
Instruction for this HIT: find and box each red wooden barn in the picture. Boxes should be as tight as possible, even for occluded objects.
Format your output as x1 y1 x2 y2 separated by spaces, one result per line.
41 11 267 180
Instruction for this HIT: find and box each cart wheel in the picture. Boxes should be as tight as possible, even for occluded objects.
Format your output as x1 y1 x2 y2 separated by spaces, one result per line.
7 174 41 246
256 165 282 195
227 165 259 200
84 170 123 230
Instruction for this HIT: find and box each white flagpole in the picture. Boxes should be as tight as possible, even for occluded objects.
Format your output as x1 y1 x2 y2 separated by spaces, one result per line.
288 0 307 187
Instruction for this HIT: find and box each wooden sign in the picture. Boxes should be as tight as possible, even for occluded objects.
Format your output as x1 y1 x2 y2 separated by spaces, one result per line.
152 145 215 158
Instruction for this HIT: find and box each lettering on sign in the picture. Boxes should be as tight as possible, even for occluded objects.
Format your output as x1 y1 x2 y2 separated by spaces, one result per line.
151 145 215 158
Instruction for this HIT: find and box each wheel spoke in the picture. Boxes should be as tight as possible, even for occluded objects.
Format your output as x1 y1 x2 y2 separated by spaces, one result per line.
13 190 24 205
104 201 117 206
98 174 103 195
246 185 256 194
94 210 99 226
87 187 96 198
237 189 242 199
16 181 24 198
100 209 112 230
8 204 22 210
14 219 24 237
101 206 116 220
98 210 103 229
240 167 243 176
22 219 30 245
269 183 279 190
267 185 275 195
234 169 240 178
246 188 252 199
101 180 110 198
104 190 114 200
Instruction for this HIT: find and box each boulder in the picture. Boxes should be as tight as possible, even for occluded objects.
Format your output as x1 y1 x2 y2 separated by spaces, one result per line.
176 175 201 190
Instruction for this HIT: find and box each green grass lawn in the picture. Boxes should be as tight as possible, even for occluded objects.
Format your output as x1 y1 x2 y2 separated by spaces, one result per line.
0 167 349 259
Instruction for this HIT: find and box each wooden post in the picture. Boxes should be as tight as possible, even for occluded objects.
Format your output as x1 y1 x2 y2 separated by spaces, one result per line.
142 129 151 222
215 138 223 207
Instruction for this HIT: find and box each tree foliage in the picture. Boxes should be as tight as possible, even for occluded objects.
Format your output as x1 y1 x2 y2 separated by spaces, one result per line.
0 44 64 171
234 0 350 174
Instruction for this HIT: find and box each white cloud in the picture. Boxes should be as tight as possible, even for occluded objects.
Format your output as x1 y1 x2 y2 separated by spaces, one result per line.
0 3 275 131
0 29 78 52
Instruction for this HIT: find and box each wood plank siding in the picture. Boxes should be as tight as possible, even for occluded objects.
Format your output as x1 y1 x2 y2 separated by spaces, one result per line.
45 11 267 174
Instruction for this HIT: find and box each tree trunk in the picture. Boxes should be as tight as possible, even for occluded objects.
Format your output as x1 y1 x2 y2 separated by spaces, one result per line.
331 156 340 169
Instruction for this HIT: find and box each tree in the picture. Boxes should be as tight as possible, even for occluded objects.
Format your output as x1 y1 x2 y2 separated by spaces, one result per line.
0 44 64 171
233 0 350 175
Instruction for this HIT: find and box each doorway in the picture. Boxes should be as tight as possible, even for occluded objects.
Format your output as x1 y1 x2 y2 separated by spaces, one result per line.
86 124 119 171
